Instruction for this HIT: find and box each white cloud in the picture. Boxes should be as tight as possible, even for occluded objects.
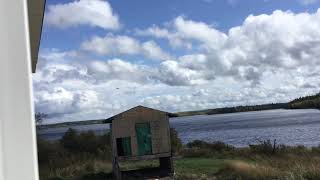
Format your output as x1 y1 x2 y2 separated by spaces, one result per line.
173 16 227 50
45 0 120 30
218 9 320 72
140 9 320 85
179 54 209 70
81 34 171 61
136 16 226 50
82 34 140 55
299 0 318 5
141 41 171 60
87 59 153 84
155 60 209 86
136 25 171 38
34 87 101 119
135 24 193 49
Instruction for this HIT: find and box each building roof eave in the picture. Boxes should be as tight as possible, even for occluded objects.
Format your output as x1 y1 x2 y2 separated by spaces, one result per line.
28 0 46 73
103 105 176 124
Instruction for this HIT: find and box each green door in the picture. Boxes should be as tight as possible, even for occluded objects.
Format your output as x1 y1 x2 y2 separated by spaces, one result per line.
136 123 152 156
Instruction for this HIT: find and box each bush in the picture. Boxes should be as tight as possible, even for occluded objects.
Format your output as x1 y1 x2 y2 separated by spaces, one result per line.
37 136 67 164
303 170 320 180
60 128 111 155
60 128 80 152
38 129 112 180
170 128 183 155
311 146 320 154
187 140 234 152
182 148 213 158
249 139 285 155
182 140 235 158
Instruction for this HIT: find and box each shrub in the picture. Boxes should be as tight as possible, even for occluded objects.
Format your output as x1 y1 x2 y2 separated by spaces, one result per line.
182 140 235 158
170 128 183 155
38 129 112 180
78 131 101 154
303 170 320 180
311 146 320 154
37 136 66 164
186 140 234 152
249 139 286 155
182 148 213 158
60 128 80 152
59 128 111 155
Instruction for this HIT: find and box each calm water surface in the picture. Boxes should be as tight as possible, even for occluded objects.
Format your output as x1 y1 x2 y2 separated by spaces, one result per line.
38 109 320 147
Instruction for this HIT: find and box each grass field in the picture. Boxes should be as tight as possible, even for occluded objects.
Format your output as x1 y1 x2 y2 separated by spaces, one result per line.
44 157 227 180
174 158 225 175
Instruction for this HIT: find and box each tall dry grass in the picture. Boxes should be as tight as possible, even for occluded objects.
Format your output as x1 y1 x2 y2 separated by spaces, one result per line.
43 159 112 180
216 152 320 179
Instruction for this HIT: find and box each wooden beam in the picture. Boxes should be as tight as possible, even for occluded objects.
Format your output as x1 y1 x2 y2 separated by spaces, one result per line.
117 152 171 162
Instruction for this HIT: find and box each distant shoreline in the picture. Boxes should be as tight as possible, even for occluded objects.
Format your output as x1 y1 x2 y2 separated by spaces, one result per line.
38 107 319 130
38 92 320 129
37 119 106 130
38 105 286 129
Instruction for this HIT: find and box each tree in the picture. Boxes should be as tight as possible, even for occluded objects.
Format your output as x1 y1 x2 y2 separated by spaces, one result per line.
35 112 47 125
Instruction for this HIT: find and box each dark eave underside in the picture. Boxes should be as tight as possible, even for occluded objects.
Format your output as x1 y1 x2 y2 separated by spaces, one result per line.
28 0 45 73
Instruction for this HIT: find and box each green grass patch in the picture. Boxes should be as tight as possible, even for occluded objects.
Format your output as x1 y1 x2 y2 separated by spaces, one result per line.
174 158 227 176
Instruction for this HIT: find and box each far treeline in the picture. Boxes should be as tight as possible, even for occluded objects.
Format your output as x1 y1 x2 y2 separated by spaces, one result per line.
175 92 320 117
39 92 320 129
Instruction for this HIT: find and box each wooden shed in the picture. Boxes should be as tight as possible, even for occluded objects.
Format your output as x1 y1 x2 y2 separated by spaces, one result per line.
104 105 174 179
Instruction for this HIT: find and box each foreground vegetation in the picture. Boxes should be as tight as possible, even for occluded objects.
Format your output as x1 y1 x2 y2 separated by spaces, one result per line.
38 128 320 180
179 140 320 180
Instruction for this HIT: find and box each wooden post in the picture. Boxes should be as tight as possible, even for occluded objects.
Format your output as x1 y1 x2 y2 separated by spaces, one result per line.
159 156 174 176
169 156 174 176
111 123 121 179
112 158 121 180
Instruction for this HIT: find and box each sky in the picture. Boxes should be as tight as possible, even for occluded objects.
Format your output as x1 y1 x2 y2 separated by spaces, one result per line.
33 0 320 124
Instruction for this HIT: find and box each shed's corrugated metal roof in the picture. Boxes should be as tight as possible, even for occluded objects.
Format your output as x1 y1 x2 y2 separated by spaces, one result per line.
28 0 45 73
104 105 176 123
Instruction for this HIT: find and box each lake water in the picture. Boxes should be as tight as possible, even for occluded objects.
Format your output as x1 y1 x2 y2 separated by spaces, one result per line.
37 109 320 147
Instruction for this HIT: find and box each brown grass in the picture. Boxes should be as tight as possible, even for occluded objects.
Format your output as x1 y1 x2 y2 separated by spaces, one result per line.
40 159 112 180
216 154 320 180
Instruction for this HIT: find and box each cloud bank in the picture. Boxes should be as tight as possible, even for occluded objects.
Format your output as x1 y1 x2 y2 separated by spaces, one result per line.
35 7 320 123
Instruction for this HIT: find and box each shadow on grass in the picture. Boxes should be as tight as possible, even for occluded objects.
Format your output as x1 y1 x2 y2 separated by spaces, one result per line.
78 172 113 180
47 172 113 180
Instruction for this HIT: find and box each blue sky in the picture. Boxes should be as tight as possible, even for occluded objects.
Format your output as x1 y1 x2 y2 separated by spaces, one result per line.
40 0 320 58
34 0 320 123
